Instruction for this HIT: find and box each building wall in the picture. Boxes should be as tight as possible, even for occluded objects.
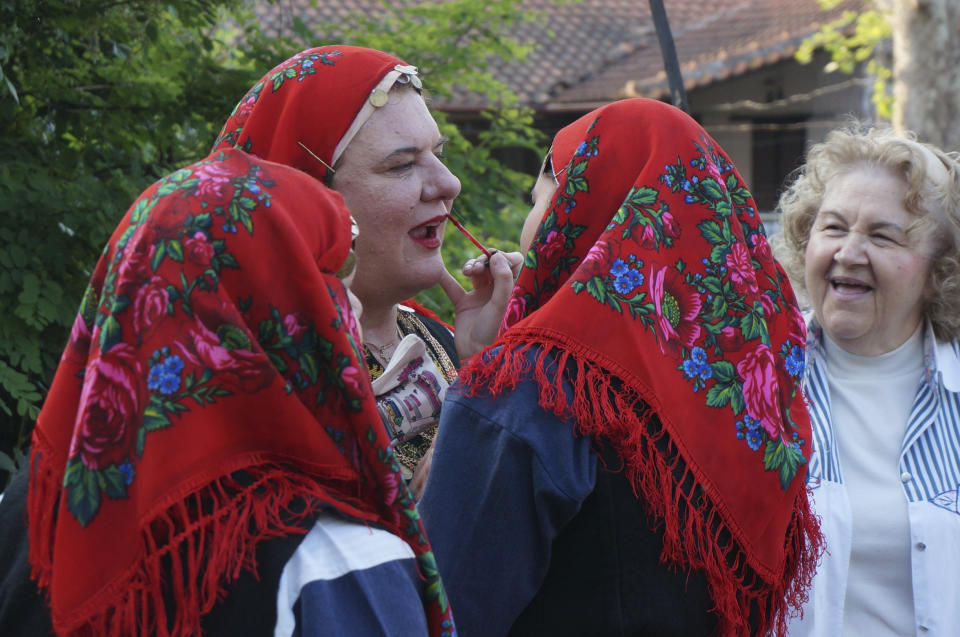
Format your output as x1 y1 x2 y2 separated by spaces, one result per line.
693 52 872 215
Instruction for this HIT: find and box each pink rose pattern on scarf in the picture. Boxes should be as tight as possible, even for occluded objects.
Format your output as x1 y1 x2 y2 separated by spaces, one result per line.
59 154 366 527
524 133 808 489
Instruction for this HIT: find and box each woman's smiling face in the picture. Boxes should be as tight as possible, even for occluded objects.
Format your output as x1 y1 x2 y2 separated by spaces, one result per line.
332 88 461 308
804 164 933 355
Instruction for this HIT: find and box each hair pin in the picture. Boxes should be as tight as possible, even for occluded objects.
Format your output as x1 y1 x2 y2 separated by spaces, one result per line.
297 141 336 174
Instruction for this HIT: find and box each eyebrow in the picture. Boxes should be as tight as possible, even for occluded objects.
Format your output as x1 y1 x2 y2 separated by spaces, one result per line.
817 210 907 234
381 137 449 163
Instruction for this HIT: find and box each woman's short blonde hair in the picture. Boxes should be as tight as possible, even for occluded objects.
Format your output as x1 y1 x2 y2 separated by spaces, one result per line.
774 123 960 341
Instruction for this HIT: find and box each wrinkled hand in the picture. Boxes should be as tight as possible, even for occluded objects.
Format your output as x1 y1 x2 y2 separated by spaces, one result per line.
439 250 523 360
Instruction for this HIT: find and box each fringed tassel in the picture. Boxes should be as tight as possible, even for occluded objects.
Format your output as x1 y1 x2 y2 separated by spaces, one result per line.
29 460 376 637
459 334 823 637
27 433 62 595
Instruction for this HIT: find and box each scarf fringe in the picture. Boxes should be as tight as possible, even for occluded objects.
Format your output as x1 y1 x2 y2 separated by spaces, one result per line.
28 436 375 637
459 336 823 636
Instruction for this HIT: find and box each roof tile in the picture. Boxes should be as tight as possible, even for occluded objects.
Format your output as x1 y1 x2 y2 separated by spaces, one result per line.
253 0 865 110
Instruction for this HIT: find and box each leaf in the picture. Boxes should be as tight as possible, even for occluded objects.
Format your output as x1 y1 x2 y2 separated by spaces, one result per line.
239 209 254 234
522 249 538 268
705 382 735 409
151 240 167 271
110 294 131 315
568 160 588 177
625 186 658 207
701 275 723 295
4 76 18 104
136 427 146 457
217 252 239 269
764 439 803 490
610 207 629 228
567 176 588 195
166 239 184 263
700 178 725 202
709 244 728 264
584 276 607 305
710 294 728 318
156 181 179 197
730 390 746 416
710 360 736 384
698 219 725 245
99 315 122 352
0 450 18 474
129 198 151 225
267 351 289 374
19 272 39 305
65 460 101 528
730 187 751 205
194 212 213 228
142 402 172 432
739 310 769 343
100 465 128 499
217 323 252 351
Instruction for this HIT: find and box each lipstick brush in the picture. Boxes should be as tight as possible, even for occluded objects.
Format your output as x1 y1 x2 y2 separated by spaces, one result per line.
445 211 492 258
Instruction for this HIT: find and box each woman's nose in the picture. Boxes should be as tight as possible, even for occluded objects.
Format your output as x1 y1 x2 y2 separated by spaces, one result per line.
834 233 867 265
423 155 461 202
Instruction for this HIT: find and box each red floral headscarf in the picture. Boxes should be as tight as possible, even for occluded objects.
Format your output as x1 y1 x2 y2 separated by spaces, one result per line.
27 148 453 636
212 44 415 180
461 99 821 636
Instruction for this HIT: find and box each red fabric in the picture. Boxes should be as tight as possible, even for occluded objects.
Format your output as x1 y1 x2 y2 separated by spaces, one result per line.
28 148 453 636
460 99 821 636
212 45 407 180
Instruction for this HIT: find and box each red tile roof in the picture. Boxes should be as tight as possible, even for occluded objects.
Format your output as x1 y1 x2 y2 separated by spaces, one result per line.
254 0 864 112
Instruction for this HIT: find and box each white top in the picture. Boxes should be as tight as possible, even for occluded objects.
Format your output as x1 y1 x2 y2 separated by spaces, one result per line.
825 326 922 636
789 319 960 637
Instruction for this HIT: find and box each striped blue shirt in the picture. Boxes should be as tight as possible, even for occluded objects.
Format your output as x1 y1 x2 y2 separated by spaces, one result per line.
790 319 960 636
804 320 960 503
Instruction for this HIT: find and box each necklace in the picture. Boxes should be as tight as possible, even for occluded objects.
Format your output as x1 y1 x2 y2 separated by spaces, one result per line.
364 326 403 363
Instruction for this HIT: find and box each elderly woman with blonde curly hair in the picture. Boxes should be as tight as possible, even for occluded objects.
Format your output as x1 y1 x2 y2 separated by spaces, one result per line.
774 124 960 636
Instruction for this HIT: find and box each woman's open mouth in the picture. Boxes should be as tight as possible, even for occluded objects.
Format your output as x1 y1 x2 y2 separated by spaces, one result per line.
408 217 445 250
829 276 872 299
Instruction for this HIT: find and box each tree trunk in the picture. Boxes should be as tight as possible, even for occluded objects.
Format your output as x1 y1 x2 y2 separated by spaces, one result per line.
889 0 960 151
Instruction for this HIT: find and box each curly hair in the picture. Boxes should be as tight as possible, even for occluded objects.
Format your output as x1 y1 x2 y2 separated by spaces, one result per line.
773 123 960 341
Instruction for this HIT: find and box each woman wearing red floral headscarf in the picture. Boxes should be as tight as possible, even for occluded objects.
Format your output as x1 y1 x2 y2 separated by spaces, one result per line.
0 148 455 636
419 98 821 636
213 45 520 488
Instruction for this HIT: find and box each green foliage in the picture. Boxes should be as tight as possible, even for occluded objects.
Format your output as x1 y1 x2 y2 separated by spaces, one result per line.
795 0 893 118
0 0 259 486
0 0 550 485
234 0 548 317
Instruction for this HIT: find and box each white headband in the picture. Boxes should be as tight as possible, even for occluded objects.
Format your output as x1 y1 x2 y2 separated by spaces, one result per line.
331 65 421 166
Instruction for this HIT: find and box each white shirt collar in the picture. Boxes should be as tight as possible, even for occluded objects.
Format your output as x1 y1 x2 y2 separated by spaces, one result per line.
805 315 960 393
929 323 960 392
